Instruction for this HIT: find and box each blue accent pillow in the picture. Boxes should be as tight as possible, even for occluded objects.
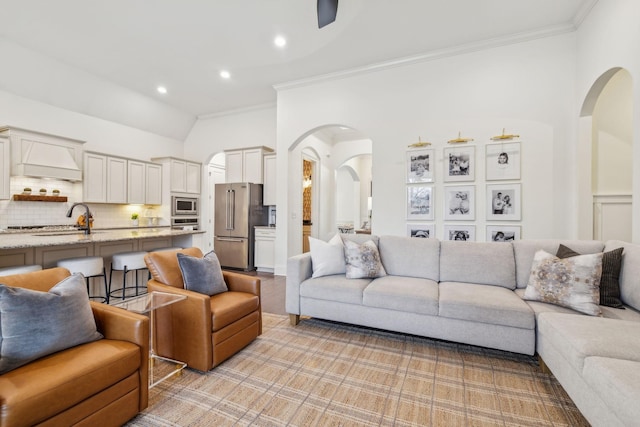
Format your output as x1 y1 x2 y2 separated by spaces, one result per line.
0 273 103 374
177 251 228 296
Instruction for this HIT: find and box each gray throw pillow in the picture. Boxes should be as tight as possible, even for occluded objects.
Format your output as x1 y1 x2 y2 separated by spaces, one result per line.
0 273 103 374
177 251 228 296
556 244 625 308
343 239 387 279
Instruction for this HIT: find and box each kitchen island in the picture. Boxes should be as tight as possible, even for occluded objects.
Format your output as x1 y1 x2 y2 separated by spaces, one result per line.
0 227 205 269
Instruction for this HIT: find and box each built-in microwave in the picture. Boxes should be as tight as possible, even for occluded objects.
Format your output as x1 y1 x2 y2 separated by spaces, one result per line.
172 196 199 216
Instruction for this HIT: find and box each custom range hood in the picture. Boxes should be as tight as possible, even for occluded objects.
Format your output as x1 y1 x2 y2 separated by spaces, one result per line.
0 126 85 182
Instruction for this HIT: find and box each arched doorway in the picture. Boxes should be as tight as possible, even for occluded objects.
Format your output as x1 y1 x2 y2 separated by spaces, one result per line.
578 68 633 241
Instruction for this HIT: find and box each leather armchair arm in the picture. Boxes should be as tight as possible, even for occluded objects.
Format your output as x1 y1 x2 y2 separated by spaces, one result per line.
147 279 214 372
223 271 261 296
90 301 149 410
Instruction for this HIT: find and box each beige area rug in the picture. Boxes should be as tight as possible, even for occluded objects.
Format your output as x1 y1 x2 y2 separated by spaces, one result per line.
127 313 589 427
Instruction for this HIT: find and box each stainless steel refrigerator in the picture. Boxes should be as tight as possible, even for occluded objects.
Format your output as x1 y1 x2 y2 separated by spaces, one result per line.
214 183 267 270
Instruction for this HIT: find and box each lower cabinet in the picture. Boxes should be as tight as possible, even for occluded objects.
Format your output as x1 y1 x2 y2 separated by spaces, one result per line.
254 227 275 273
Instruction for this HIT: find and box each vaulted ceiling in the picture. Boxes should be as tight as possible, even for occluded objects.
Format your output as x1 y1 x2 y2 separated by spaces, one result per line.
0 0 597 139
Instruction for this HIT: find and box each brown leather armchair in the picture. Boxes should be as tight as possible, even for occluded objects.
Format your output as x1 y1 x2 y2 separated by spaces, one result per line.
0 267 149 427
144 247 261 372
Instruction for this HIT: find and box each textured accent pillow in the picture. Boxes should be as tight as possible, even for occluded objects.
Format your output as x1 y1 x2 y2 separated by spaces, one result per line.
177 251 227 296
309 234 347 278
0 273 103 374
343 239 387 279
556 244 625 308
524 250 603 316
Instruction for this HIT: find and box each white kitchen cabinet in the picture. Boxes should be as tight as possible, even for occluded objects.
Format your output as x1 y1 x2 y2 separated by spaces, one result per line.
127 160 145 204
254 227 276 272
107 157 127 203
263 153 276 206
83 152 108 203
151 157 201 194
225 146 274 184
145 162 163 205
0 135 10 200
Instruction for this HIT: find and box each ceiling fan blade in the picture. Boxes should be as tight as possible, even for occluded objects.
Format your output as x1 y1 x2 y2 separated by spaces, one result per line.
317 0 338 28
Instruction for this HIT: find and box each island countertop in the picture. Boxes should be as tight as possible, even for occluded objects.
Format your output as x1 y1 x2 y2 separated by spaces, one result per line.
0 227 204 250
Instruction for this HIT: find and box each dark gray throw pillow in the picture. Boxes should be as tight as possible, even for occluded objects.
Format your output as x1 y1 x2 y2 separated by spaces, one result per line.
556 244 625 308
177 251 227 296
0 273 103 374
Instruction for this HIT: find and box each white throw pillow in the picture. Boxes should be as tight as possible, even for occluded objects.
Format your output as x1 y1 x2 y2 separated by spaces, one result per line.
309 234 347 278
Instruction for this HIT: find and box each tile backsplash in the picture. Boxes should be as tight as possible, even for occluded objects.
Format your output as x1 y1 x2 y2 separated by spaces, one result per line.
0 177 168 229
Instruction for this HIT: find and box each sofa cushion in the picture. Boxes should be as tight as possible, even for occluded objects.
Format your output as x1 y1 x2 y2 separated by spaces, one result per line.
0 273 103 374
523 250 602 316
344 239 387 279
309 234 346 278
378 235 440 281
513 240 604 289
605 240 640 312
556 244 624 308
440 241 516 289
537 312 640 373
363 276 439 315
438 282 534 329
209 291 260 331
583 357 640 427
300 275 371 305
177 251 227 296
0 339 140 427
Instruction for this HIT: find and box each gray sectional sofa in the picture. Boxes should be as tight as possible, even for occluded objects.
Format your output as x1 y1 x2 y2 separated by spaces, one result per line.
286 234 640 427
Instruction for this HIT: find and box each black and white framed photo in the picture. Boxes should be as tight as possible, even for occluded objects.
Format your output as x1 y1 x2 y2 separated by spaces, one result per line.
444 224 476 241
486 141 521 180
487 183 521 220
407 223 435 238
444 146 475 182
487 225 521 242
444 185 475 220
407 185 434 220
406 149 434 183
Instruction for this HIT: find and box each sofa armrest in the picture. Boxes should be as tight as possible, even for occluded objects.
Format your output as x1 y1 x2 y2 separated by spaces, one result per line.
223 271 260 296
90 301 149 410
147 279 213 372
286 252 312 315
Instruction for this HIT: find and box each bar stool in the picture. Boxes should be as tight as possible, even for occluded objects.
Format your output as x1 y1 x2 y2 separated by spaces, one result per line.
0 264 42 277
109 251 149 301
56 257 109 303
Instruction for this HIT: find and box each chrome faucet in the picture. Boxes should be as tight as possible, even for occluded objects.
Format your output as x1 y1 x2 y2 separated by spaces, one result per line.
66 203 92 235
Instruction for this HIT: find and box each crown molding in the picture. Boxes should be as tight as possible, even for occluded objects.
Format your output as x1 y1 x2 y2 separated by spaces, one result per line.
274 23 576 92
197 102 276 120
573 0 599 28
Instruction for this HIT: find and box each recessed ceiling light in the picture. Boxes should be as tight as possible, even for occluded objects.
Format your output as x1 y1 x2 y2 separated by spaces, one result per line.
220 70 231 79
274 35 287 48
157 86 167 94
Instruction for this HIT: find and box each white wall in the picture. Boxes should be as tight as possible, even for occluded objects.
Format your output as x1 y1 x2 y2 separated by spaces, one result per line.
576 0 640 242
275 32 577 274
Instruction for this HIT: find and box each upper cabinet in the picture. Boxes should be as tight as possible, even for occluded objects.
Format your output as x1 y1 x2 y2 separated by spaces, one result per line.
225 146 274 184
151 157 201 194
263 153 276 206
0 135 10 200
84 152 162 204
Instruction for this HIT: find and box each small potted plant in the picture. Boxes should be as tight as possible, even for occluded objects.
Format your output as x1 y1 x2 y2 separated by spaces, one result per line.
22 187 32 195
52 189 61 196
131 212 139 226
39 188 47 196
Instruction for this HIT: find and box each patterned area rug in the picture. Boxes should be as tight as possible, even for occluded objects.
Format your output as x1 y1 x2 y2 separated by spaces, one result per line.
127 313 589 426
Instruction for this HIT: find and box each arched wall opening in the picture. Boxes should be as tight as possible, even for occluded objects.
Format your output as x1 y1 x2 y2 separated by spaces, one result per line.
577 67 633 241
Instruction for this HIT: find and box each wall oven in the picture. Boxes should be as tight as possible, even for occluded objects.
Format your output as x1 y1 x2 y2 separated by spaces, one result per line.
171 216 199 230
172 196 199 216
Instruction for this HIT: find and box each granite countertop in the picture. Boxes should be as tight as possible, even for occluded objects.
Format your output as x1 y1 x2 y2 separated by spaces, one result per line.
0 227 204 250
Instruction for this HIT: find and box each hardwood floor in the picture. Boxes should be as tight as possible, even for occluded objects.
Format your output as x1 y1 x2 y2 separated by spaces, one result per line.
223 269 286 315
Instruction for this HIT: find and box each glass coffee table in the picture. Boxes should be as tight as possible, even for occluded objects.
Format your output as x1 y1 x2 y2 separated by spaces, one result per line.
112 291 187 388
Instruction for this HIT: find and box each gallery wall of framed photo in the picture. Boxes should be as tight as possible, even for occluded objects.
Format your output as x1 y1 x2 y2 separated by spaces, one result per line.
406 137 522 242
